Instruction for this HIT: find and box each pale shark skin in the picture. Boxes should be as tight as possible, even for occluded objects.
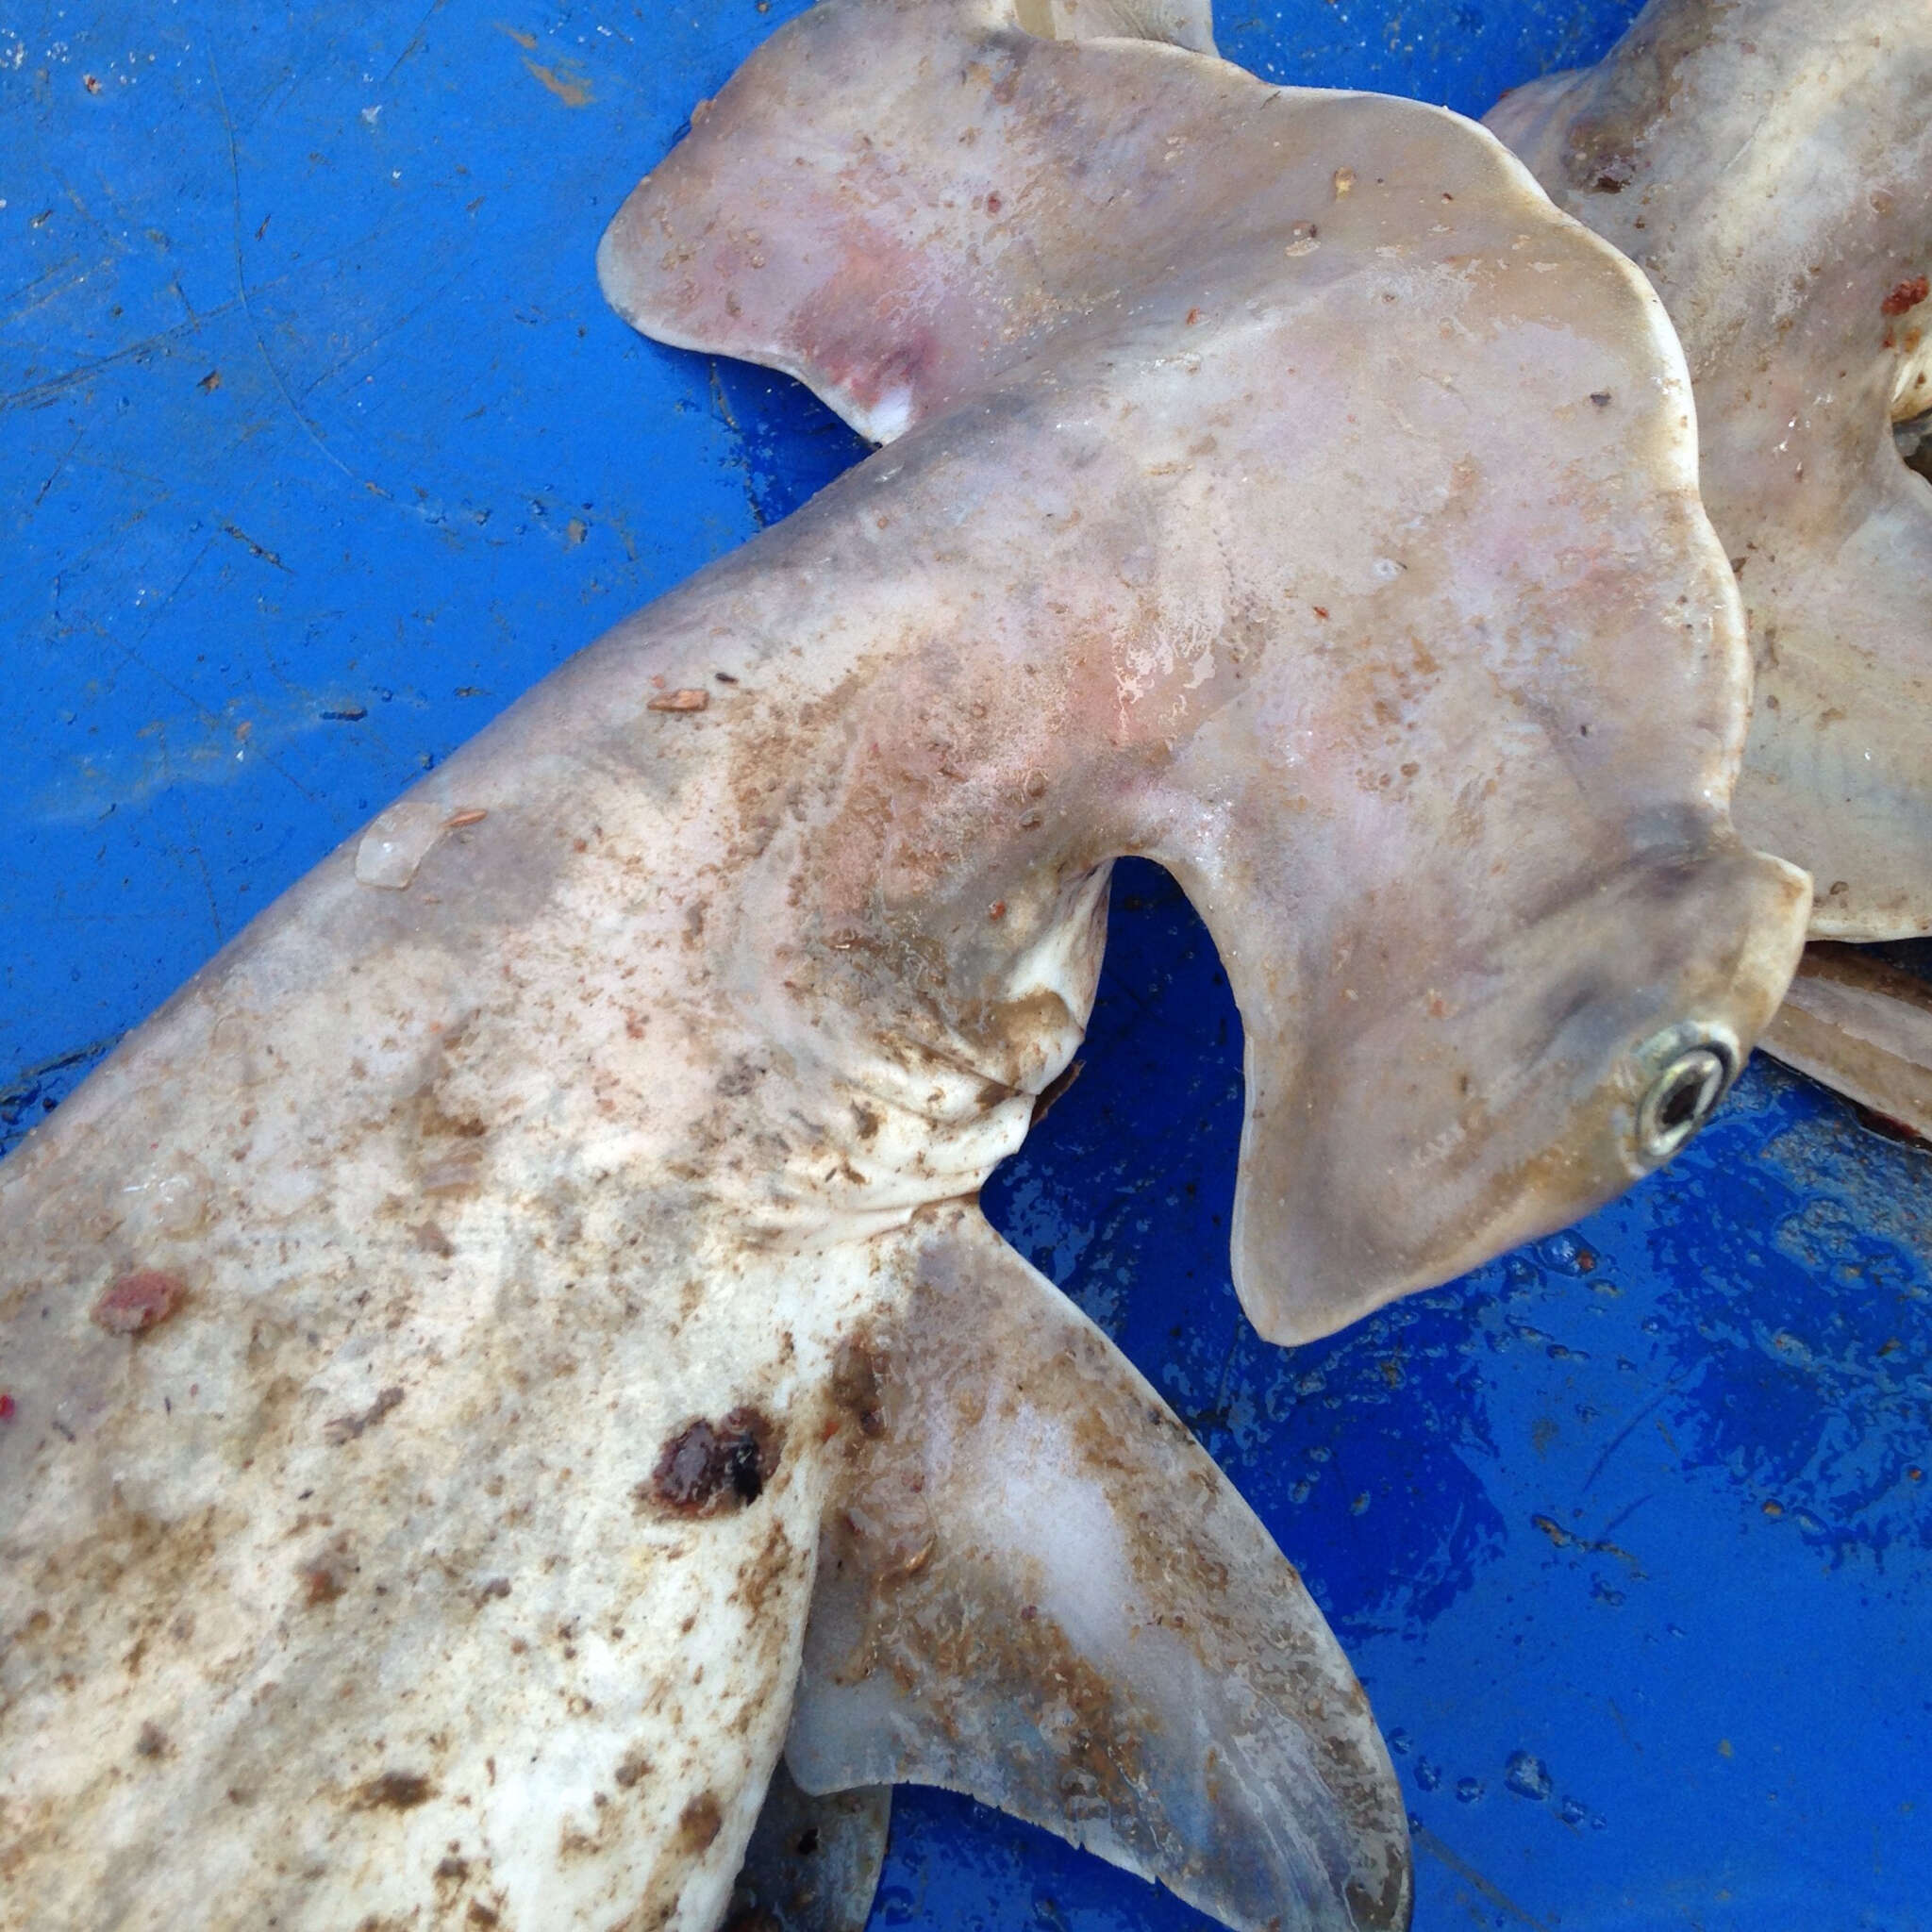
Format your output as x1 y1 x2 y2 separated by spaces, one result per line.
1486 0 1932 944
1 3 1809 1929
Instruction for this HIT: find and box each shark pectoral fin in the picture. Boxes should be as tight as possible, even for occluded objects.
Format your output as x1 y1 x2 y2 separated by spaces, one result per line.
785 1204 1411 1932
732 1760 891 1932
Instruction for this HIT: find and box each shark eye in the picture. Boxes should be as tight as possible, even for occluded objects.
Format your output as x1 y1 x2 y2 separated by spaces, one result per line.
1636 1037 1736 1163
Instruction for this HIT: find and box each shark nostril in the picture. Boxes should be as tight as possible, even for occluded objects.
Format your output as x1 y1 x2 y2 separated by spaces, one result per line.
1637 1041 1735 1162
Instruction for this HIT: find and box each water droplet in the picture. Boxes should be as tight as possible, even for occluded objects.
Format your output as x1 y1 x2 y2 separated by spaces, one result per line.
1387 1728 1412 1756
1505 1752 1554 1801
121 1158 212 1237
875 1886 916 1924
1414 1758 1441 1791
1557 1795 1590 1826
356 800 446 890
1455 1776 1486 1804
1541 1231 1596 1274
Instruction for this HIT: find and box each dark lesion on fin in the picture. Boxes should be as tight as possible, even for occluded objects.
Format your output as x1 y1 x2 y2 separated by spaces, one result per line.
642 1407 784 1515
728 1760 891 1932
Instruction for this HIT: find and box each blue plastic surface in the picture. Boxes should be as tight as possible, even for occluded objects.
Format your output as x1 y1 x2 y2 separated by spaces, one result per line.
3 3 1927 1927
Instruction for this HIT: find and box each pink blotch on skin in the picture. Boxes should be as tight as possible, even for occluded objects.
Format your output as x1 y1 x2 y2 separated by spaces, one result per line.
93 1270 187 1336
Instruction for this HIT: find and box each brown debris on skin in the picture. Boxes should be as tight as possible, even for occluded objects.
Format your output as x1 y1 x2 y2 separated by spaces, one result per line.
298 1555 350 1607
92 1269 186 1335
647 688 710 712
828 1335 886 1440
1881 275 1928 320
324 1385 405 1446
676 1790 724 1853
358 1771 435 1811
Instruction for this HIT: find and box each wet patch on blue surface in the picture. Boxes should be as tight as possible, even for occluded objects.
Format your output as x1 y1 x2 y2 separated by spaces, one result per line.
1643 1075 1932 1568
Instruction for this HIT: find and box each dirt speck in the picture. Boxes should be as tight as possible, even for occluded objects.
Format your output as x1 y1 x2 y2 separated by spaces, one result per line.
677 1790 723 1853
357 1771 434 1811
830 1336 886 1439
298 1555 349 1606
93 1270 187 1336
325 1385 405 1446
1882 275 1928 318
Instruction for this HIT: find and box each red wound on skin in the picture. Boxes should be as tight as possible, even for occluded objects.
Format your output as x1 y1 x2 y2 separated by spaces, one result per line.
0 1393 15 1422
1881 275 1928 318
93 1270 187 1335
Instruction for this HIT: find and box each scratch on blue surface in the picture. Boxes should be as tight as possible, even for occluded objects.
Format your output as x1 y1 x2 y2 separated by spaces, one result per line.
1 301 248 411
208 44 354 480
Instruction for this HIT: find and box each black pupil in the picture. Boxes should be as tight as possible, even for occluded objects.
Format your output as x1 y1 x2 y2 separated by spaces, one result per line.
1659 1068 1706 1132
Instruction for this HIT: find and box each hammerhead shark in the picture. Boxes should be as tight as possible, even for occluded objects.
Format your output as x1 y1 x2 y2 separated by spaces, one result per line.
1487 0 1932 1138
0 4 1807 1928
